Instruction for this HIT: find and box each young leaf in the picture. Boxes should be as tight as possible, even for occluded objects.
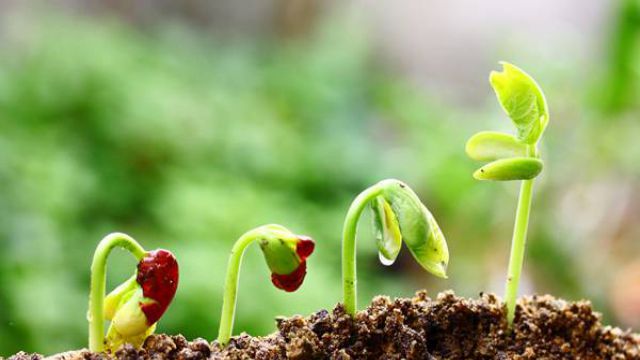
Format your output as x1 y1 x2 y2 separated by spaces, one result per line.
104 276 137 320
259 226 301 276
378 180 449 278
465 131 528 161
109 289 150 337
257 225 315 292
371 196 402 266
490 62 548 144
106 289 157 350
473 157 543 181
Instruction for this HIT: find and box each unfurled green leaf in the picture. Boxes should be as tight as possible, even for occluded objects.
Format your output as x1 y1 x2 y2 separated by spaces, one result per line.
377 179 449 278
490 62 548 144
465 131 528 161
370 196 402 265
473 157 543 181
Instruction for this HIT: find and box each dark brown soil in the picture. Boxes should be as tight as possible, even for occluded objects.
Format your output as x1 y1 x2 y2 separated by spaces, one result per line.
7 291 640 359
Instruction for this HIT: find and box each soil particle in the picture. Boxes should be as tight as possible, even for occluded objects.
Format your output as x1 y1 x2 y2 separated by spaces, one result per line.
4 353 43 360
8 291 640 359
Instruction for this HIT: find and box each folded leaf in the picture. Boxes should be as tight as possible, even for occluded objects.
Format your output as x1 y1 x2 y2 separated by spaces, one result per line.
110 289 149 337
377 179 449 278
257 224 315 292
106 288 157 350
490 62 548 144
465 131 528 161
259 228 300 275
104 276 137 320
371 196 402 266
473 157 543 181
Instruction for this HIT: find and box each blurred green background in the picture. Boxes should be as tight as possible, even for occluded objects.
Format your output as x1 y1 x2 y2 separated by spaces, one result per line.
1 0 640 356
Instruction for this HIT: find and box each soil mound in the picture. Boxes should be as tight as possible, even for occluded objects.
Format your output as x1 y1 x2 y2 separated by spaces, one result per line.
8 291 640 359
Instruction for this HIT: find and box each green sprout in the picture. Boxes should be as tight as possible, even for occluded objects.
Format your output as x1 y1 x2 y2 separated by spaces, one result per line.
88 233 179 352
217 224 315 346
465 62 549 326
342 179 449 316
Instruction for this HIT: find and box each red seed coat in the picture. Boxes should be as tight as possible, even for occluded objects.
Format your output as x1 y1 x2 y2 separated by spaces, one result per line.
296 237 315 260
136 249 179 325
271 261 307 292
271 236 315 292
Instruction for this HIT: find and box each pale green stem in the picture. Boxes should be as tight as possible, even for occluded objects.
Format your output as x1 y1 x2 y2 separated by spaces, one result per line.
342 184 384 316
504 146 536 327
89 233 146 352
217 228 264 346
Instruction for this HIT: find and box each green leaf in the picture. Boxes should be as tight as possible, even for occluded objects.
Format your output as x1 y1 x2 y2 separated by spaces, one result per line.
465 131 528 161
258 225 301 275
377 179 449 278
473 157 543 181
370 196 402 266
490 62 549 144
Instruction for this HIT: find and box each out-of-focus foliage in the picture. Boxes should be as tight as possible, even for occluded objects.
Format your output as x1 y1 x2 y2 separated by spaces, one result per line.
599 0 640 113
0 4 639 356
0 14 419 354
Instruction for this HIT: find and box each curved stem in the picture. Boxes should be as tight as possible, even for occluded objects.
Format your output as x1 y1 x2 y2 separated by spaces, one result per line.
504 145 536 327
342 184 384 316
89 233 146 352
217 228 263 346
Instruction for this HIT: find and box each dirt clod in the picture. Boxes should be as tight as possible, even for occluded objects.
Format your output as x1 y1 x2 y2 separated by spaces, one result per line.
8 291 640 359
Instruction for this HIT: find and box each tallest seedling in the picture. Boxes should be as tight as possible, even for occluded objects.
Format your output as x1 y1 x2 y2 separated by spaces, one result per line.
465 62 549 326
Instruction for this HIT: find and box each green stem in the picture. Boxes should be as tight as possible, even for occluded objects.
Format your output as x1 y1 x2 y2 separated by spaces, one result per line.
89 233 146 352
342 184 384 316
504 175 535 327
217 228 264 346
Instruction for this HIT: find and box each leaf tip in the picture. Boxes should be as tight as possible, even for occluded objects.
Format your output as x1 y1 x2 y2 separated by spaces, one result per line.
472 166 486 180
429 261 448 279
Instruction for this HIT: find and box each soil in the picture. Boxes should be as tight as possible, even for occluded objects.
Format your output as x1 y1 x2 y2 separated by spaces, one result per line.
6 291 640 360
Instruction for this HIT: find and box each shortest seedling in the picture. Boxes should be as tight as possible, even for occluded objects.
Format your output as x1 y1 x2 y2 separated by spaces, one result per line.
88 233 179 352
465 62 549 326
342 179 449 316
217 224 315 346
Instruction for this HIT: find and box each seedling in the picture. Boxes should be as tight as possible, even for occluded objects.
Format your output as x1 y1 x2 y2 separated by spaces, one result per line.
88 233 179 352
342 178 449 316
465 62 549 326
217 224 315 346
